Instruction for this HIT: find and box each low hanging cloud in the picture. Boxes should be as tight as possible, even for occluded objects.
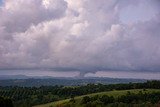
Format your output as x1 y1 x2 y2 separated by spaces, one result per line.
0 0 160 76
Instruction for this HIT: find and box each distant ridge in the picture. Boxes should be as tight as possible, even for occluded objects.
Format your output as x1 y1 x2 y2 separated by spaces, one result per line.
0 75 147 87
0 75 29 80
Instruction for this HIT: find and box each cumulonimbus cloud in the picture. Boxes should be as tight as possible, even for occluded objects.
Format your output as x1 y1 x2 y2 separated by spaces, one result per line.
0 0 160 76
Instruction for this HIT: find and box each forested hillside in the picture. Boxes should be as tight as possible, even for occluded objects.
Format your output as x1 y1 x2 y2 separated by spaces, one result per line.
35 89 160 107
0 80 160 107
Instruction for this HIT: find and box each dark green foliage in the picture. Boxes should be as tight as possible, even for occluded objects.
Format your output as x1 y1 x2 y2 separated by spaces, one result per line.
0 80 160 107
0 97 14 107
99 95 114 104
117 91 160 104
81 96 91 104
80 91 160 107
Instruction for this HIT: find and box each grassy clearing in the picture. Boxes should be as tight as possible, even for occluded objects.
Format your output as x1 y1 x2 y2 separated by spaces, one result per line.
34 89 160 107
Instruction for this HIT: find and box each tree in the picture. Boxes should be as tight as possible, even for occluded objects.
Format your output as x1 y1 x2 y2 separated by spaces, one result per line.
81 96 91 104
99 95 114 105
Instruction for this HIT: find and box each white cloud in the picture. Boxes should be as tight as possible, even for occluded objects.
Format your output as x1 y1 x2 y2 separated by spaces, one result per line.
0 0 160 78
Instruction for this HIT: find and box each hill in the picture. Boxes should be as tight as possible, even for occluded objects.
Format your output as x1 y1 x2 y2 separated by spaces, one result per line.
34 89 160 107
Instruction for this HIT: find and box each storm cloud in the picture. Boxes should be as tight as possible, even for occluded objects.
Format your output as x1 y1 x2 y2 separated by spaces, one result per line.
0 0 160 77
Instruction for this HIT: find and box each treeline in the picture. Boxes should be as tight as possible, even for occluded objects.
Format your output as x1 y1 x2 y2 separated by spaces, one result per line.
67 91 160 107
0 80 160 107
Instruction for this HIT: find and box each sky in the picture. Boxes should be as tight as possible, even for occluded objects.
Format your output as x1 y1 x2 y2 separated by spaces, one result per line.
0 0 160 79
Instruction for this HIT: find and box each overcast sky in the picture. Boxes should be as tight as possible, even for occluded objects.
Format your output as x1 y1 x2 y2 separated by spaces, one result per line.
0 0 160 79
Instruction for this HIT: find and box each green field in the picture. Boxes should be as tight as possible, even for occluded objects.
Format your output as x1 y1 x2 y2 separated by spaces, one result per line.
34 89 160 107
